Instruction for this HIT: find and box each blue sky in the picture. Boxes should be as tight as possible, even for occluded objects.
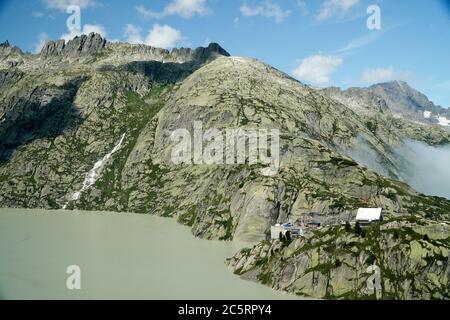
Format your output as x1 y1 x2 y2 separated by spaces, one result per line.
1 0 450 108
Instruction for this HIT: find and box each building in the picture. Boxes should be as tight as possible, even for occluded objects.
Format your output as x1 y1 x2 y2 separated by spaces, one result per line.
356 208 383 226
306 221 321 230
270 223 303 240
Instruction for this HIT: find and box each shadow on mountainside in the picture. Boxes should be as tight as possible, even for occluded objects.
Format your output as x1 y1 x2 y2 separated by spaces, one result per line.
99 42 230 85
101 60 207 85
0 76 88 162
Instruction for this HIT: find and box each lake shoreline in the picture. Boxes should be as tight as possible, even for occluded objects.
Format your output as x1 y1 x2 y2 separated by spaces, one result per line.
0 208 300 300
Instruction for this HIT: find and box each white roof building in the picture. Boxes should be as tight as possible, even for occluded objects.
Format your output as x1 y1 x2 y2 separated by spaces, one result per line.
356 208 383 223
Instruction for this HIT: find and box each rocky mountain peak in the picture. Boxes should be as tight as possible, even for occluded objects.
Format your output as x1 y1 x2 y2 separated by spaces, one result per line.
164 42 230 64
0 39 24 61
371 80 412 92
326 80 450 124
0 40 10 47
370 80 440 112
40 32 107 58
192 42 230 60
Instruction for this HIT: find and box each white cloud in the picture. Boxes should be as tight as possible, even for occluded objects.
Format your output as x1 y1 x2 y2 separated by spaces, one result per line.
60 24 106 41
165 0 209 17
124 24 183 49
83 24 106 36
316 0 359 21
240 1 290 23
292 54 343 85
43 0 98 11
146 24 183 49
137 0 210 19
335 26 396 54
32 10 45 17
360 67 412 85
335 31 383 53
124 24 143 44
33 32 49 53
136 6 161 19
296 0 309 16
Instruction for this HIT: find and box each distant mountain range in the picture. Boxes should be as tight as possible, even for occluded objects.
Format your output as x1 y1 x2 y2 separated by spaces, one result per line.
323 80 450 126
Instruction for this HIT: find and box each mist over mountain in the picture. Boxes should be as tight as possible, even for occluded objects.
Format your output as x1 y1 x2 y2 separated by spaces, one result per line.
345 137 450 200
323 78 450 200
395 140 450 200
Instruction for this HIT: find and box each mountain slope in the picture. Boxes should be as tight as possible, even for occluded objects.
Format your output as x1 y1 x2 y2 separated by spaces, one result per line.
0 34 450 244
322 82 450 185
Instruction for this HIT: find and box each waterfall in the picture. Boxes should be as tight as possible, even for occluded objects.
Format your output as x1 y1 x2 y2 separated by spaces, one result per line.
63 133 125 209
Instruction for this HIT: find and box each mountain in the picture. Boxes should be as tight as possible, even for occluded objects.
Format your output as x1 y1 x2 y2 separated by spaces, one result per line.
1 33 450 238
1 34 450 298
322 81 450 188
323 81 450 126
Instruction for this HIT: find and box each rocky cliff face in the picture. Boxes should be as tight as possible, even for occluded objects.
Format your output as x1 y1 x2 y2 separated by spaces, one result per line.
0 40 26 68
0 34 449 245
38 32 229 65
40 33 106 57
228 216 450 299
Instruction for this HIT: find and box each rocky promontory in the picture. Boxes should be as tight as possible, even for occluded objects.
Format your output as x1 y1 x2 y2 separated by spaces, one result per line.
227 216 450 299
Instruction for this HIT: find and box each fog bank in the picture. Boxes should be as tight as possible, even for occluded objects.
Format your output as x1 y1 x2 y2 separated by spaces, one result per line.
395 140 450 200
345 137 450 200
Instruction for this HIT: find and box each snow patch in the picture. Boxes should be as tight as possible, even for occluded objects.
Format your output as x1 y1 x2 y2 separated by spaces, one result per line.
229 56 248 63
423 110 432 119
